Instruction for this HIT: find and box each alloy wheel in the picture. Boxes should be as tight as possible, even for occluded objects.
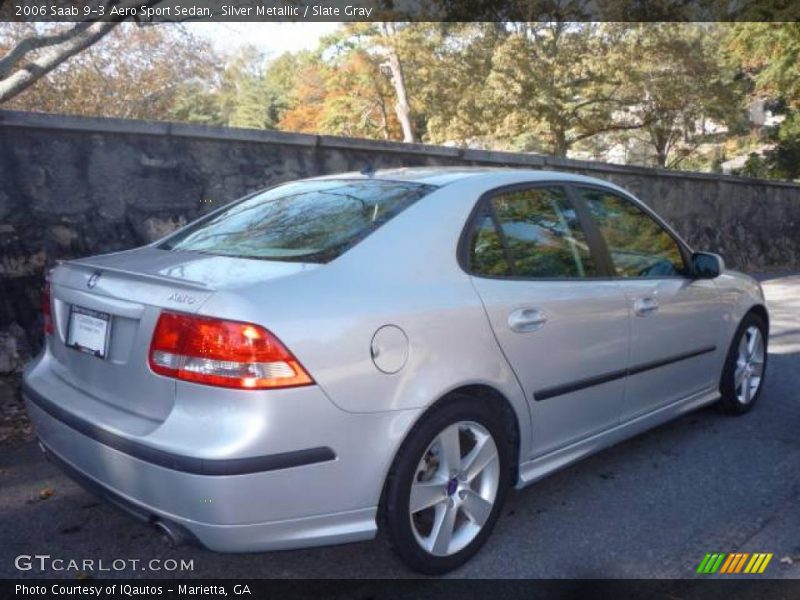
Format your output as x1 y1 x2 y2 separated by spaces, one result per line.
409 421 500 557
735 325 765 405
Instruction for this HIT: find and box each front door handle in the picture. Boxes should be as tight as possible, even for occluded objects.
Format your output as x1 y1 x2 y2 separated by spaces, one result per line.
508 308 547 333
633 297 659 317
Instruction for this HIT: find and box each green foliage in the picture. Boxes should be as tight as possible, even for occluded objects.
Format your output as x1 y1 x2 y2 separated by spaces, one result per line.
726 23 800 180
727 23 800 110
754 114 800 180
737 153 770 179
214 46 293 130
169 83 223 125
402 23 501 146
165 46 309 131
485 23 633 156
6 21 800 179
618 23 745 167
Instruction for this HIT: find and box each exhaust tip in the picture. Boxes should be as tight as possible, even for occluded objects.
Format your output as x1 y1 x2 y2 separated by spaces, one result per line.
153 519 193 548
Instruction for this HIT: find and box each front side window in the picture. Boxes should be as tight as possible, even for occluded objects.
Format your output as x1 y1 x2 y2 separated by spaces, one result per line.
469 186 597 278
161 179 435 262
575 187 687 278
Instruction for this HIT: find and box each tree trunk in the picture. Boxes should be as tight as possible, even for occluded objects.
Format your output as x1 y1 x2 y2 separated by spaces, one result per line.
378 98 389 140
649 127 670 167
387 52 415 143
379 23 416 143
552 128 569 157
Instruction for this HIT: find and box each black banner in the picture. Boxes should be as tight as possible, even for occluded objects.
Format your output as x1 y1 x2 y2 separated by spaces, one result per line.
1 0 799 22
4 579 800 600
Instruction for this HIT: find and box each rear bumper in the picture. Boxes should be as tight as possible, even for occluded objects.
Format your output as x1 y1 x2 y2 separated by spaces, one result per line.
25 383 335 476
26 397 377 552
23 354 421 552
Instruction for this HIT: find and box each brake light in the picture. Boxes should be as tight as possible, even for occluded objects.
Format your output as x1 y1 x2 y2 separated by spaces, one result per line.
42 281 54 336
148 312 312 390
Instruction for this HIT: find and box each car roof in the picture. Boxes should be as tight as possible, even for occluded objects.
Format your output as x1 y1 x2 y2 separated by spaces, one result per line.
312 167 626 190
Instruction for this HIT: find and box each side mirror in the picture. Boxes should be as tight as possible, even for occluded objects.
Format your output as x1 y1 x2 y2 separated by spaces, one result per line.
691 252 725 279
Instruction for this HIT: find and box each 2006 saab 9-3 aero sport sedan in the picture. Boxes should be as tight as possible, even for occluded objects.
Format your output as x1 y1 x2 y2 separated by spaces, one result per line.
24 168 768 573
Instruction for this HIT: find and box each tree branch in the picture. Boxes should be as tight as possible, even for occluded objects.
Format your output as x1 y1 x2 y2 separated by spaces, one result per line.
0 23 93 80
569 121 647 145
0 0 165 103
0 21 119 103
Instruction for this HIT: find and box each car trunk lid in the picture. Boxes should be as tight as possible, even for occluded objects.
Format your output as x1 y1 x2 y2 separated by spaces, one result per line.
47 247 318 422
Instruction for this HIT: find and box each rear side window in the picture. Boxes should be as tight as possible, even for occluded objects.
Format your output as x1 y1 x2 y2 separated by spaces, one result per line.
161 179 436 262
470 213 511 276
468 186 597 278
575 187 687 278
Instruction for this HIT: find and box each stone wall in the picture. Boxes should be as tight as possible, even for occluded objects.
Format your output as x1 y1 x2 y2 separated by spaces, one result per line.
1 109 799 371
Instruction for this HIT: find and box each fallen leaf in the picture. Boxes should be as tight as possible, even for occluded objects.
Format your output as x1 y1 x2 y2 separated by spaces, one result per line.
59 525 81 534
39 487 55 500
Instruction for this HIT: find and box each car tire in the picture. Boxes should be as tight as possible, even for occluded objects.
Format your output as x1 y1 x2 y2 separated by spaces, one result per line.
382 395 513 574
718 312 768 415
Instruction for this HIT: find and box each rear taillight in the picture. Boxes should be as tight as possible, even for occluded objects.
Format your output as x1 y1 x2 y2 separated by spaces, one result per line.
148 311 312 390
42 281 54 336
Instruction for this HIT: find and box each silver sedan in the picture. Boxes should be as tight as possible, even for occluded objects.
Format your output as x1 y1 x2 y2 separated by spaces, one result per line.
23 168 768 574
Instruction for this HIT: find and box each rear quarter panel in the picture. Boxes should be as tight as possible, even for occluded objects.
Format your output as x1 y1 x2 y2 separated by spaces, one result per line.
197 177 533 452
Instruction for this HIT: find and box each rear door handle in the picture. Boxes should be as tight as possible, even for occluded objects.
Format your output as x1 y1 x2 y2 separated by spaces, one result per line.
508 308 547 333
633 297 659 317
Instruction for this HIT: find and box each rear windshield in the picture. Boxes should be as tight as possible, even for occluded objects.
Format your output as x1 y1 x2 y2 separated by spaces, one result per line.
161 179 436 262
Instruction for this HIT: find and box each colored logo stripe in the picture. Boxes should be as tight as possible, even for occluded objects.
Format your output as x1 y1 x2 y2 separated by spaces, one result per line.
719 553 748 573
719 554 737 573
697 553 726 573
698 552 773 574
744 553 773 574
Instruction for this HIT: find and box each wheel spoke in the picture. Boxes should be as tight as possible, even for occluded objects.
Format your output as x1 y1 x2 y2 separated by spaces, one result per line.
747 329 759 358
461 435 498 482
429 504 457 555
751 361 764 377
437 425 462 475
734 365 747 388
738 335 749 362
461 490 493 527
744 374 753 403
410 478 447 513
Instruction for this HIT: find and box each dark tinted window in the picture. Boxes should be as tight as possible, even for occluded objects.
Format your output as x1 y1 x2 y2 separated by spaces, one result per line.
162 179 435 262
469 186 597 278
576 188 687 278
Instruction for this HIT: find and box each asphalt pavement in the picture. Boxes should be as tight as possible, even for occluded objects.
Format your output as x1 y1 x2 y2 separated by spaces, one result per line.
2 273 799 579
